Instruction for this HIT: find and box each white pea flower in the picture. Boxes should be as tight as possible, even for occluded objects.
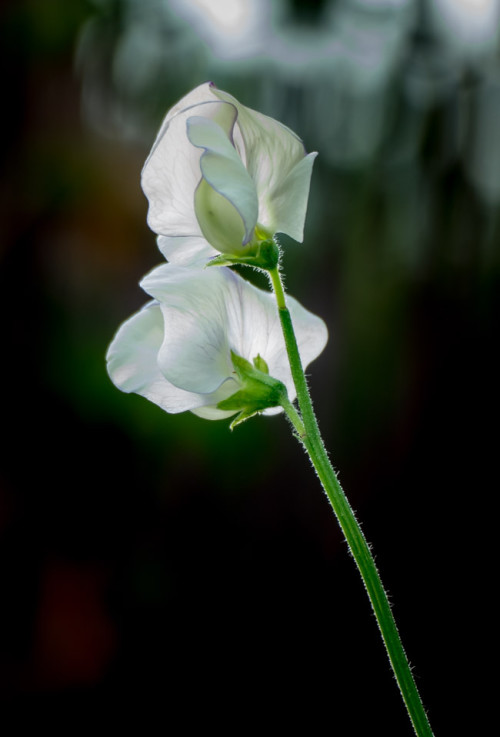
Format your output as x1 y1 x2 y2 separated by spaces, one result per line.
106 264 327 421
141 82 317 263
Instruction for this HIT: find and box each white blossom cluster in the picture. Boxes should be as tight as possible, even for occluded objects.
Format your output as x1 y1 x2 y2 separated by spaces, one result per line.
107 83 327 421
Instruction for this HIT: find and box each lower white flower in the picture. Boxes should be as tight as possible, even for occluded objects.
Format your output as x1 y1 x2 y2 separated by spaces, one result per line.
106 264 328 421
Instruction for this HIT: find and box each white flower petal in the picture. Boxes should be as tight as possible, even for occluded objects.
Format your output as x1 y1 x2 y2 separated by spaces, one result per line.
141 109 203 238
152 82 217 143
106 301 218 414
268 152 318 242
191 399 238 421
141 97 236 239
262 406 284 416
187 114 258 248
157 235 217 265
223 275 328 403
212 87 314 239
140 264 235 394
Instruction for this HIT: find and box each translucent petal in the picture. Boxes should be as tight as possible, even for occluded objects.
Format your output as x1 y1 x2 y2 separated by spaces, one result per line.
140 264 235 394
157 235 217 265
191 397 239 421
141 99 238 238
223 275 328 403
141 109 203 238
152 82 217 143
267 152 318 242
106 302 218 414
212 87 315 239
187 115 258 248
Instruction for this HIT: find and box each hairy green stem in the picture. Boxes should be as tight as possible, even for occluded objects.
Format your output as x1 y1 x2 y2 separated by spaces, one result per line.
269 265 434 737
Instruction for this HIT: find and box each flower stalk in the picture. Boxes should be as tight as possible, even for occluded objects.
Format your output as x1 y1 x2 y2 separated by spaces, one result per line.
107 80 435 736
268 264 434 737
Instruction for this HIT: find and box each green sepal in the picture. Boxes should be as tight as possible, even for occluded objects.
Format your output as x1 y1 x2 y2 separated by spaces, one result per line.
205 239 280 272
217 351 289 429
205 254 236 268
253 354 269 373
228 407 263 430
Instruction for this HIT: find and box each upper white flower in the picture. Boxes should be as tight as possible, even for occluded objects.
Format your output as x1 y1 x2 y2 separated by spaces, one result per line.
106 264 327 420
141 82 317 261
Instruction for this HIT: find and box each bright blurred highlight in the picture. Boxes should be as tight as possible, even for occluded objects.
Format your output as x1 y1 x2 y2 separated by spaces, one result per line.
430 0 500 57
169 0 270 59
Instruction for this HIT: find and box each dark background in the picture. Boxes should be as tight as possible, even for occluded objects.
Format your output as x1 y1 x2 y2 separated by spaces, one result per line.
1 0 498 732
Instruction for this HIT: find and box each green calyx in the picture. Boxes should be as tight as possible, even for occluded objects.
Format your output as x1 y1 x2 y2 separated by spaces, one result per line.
206 236 280 272
217 351 288 429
